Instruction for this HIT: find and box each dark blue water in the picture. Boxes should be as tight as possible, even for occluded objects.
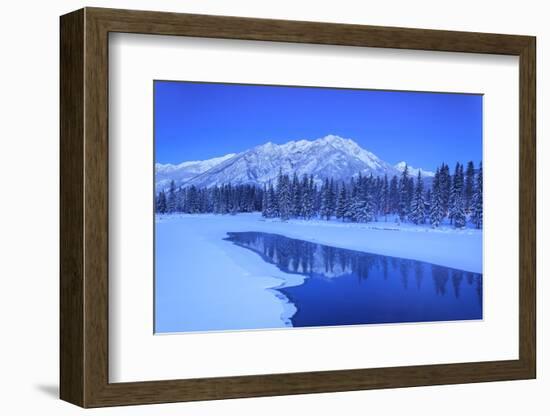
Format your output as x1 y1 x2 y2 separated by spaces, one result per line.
225 232 482 328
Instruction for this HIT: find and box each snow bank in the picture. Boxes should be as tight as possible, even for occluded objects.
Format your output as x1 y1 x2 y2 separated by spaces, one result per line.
155 213 482 333
154 216 306 333
158 213 482 273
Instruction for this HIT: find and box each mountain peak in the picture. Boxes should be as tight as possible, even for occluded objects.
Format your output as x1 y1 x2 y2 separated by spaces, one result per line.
394 161 434 177
316 134 358 148
318 134 349 142
155 135 434 191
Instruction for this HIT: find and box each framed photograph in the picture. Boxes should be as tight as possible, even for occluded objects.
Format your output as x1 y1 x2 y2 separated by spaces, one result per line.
60 7 536 407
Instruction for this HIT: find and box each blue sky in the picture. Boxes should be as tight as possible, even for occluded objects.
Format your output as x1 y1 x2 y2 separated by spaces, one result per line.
154 81 482 170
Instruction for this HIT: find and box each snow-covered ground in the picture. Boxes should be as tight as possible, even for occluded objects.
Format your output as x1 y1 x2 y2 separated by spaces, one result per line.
155 213 482 333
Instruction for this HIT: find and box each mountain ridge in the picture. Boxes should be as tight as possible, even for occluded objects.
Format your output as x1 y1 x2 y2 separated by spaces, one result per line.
155 135 433 191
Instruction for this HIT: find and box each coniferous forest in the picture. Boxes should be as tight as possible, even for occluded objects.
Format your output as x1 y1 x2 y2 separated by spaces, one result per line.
156 161 483 229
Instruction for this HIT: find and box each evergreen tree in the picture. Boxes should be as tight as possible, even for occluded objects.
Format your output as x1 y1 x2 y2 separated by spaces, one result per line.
329 179 336 218
266 183 277 218
424 189 432 216
167 180 177 213
344 178 357 222
453 196 466 228
439 163 451 217
312 177 321 214
261 184 268 217
429 167 444 227
176 187 185 212
372 176 381 217
389 175 399 214
156 191 167 213
367 175 377 221
398 165 410 221
406 174 414 216
212 186 221 213
291 172 302 218
381 174 389 221
155 161 481 226
354 176 375 223
320 178 335 220
187 185 199 213
335 185 348 220
448 163 463 224
464 161 475 214
276 170 291 220
301 175 315 219
410 171 425 224
471 162 483 228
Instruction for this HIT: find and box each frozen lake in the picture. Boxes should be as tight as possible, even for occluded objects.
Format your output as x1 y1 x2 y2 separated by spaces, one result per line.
225 231 482 328
155 214 482 333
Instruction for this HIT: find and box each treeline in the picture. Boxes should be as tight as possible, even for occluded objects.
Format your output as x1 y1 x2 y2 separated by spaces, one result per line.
156 183 263 215
230 232 482 300
155 161 483 229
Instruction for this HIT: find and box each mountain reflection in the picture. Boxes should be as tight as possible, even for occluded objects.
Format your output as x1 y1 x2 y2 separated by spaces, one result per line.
225 232 483 327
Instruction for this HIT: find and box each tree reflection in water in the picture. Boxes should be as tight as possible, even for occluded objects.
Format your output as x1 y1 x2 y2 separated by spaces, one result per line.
225 232 483 327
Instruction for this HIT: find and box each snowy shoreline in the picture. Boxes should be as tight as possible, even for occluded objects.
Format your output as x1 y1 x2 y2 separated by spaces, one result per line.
157 212 482 273
154 213 482 333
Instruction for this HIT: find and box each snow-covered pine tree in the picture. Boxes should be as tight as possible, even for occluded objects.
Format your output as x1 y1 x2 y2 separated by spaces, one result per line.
329 178 336 219
265 183 277 218
430 167 444 227
255 186 264 211
277 171 292 220
227 184 235 213
349 177 362 223
464 161 475 214
261 184 268 217
471 162 483 228
368 175 377 221
308 177 318 215
156 191 167 213
210 187 218 213
389 175 399 215
274 169 284 217
245 185 255 212
453 195 466 228
372 176 382 218
197 186 204 214
223 185 229 213
398 165 410 221
448 162 464 224
167 180 177 213
320 178 332 220
299 175 312 219
335 185 347 220
459 163 464 194
291 172 301 218
439 163 451 217
174 187 183 212
406 174 414 217
200 185 208 213
424 188 431 210
381 174 389 221
187 188 193 212
410 171 425 224
344 178 358 222
216 187 222 213
357 176 375 223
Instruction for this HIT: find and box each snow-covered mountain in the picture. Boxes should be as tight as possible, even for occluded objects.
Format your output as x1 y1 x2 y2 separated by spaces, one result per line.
156 135 434 190
155 153 235 192
394 161 435 178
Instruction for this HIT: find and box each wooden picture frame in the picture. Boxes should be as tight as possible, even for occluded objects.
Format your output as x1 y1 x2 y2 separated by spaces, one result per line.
60 7 536 408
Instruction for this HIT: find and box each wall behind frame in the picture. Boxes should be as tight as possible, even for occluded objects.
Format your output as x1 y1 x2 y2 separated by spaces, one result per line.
0 0 545 415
